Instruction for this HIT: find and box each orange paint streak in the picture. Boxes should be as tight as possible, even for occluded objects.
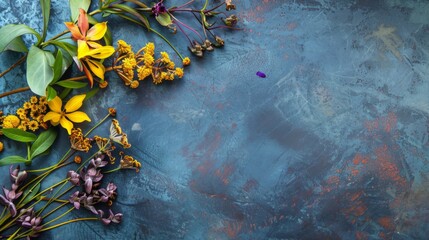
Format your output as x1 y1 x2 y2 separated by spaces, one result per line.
355 231 368 240
375 145 407 187
378 217 395 230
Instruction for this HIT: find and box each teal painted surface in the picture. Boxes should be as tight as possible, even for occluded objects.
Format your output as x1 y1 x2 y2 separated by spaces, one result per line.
1 0 429 239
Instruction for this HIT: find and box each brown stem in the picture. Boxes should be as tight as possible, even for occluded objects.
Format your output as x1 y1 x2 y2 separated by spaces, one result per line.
0 87 30 98
0 54 27 78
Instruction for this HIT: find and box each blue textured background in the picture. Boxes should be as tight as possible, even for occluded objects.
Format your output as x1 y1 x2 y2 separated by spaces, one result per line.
1 0 429 239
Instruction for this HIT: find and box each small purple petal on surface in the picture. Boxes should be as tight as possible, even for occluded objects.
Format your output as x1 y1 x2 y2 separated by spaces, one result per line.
256 71 266 78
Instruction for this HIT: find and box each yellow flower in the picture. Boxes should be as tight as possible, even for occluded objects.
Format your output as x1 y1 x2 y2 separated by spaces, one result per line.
143 42 155 55
77 40 115 87
43 95 91 135
23 102 31 109
137 66 152 80
182 57 191 66
0 141 3 152
117 40 132 54
3 115 20 128
28 120 39 131
175 68 184 78
30 96 38 104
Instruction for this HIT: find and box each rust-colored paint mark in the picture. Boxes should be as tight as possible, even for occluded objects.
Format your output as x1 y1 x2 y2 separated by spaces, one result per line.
378 217 395 231
375 145 407 187
364 112 397 134
355 231 368 240
287 22 298 31
353 154 369 165
379 231 387 240
383 112 397 133
215 164 235 185
243 178 259 192
223 221 243 239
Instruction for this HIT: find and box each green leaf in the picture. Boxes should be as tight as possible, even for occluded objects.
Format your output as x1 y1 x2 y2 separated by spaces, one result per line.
2 128 37 142
27 46 55 96
156 12 173 27
0 24 41 53
30 128 57 160
59 87 72 99
69 0 91 22
111 4 150 30
5 37 28 52
104 26 112 46
50 40 77 58
52 50 63 83
0 156 29 166
21 183 41 205
46 86 57 101
85 87 99 100
40 0 51 42
55 80 87 89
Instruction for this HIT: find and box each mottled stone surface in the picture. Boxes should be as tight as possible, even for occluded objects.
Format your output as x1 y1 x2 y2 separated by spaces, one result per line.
1 0 429 239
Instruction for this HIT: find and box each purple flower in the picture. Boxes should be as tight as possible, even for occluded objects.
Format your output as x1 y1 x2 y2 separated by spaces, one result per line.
17 208 42 233
256 71 266 78
9 165 27 186
90 156 108 169
98 183 117 203
69 191 84 210
99 209 123 225
67 170 80 186
0 194 17 217
80 167 103 194
152 1 167 16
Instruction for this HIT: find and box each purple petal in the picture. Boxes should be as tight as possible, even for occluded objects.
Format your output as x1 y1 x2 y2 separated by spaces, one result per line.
256 71 266 78
73 201 80 210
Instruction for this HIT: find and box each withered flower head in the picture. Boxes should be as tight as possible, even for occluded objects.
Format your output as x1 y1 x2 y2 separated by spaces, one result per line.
110 119 131 148
223 14 238 27
94 137 116 163
108 108 116 117
225 0 236 11
99 209 123 225
70 128 92 152
119 151 142 172
215 36 225 47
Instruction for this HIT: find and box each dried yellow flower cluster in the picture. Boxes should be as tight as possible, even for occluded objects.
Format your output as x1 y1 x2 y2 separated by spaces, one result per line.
69 128 92 152
114 40 186 88
0 96 48 132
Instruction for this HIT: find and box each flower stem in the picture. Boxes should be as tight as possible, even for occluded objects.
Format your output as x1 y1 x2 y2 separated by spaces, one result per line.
41 206 74 228
42 202 68 219
150 28 184 60
40 218 98 232
0 87 30 99
84 113 111 138
103 167 121 174
0 54 27 78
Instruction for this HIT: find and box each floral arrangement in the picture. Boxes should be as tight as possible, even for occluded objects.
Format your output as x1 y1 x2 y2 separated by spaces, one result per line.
0 0 238 238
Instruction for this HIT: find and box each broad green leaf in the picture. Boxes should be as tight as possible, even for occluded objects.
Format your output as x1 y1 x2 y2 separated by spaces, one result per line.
40 0 51 42
27 46 55 96
156 12 173 27
2 128 37 142
30 128 57 159
55 80 87 89
46 86 57 101
0 156 29 166
59 87 72 99
69 0 91 22
104 26 112 46
21 183 41 205
50 40 77 58
0 24 41 53
85 87 99 100
52 50 63 83
5 37 28 52
111 4 150 30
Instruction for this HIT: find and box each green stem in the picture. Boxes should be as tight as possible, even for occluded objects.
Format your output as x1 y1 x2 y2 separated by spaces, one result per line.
36 180 69 217
41 207 74 228
103 167 121 174
150 28 184 60
42 202 68 219
40 218 98 232
7 227 21 240
84 113 111 138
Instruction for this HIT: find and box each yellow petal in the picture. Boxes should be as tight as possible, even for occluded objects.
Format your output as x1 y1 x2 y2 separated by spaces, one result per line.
64 22 83 40
86 22 107 41
85 59 105 80
85 46 115 59
77 40 90 59
47 96 62 113
43 111 62 124
60 117 74 135
66 111 91 123
87 41 103 49
64 94 86 113
78 8 89 37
